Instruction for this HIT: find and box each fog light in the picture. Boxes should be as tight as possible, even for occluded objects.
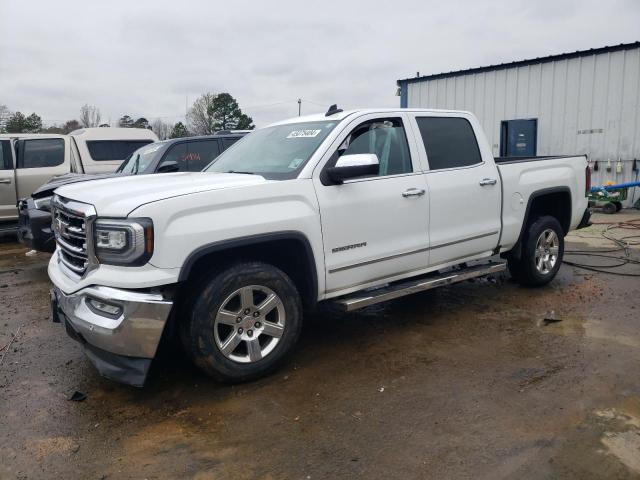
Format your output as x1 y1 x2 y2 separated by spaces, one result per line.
87 297 123 318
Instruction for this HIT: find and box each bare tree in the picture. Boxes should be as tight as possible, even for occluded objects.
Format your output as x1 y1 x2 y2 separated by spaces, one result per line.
187 92 253 135
79 104 102 128
0 104 10 132
187 93 217 135
151 119 171 140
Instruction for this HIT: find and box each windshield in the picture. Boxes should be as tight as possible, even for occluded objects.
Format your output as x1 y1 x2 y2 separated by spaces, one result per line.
204 120 338 179
117 141 166 174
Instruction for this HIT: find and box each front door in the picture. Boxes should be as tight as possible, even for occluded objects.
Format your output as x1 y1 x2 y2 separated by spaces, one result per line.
313 114 430 297
0 140 17 221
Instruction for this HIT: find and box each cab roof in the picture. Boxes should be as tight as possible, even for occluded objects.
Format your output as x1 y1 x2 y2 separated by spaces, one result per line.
69 127 158 141
267 108 473 127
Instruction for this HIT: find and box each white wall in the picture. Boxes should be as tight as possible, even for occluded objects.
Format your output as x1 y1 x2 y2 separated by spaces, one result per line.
406 47 640 205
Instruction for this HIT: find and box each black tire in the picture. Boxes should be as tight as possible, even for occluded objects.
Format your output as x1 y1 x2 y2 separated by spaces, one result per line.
614 201 623 212
180 261 303 383
602 202 617 214
508 215 564 287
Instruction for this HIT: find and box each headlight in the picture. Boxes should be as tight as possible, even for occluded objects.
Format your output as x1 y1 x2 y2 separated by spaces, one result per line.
33 196 52 212
94 218 153 266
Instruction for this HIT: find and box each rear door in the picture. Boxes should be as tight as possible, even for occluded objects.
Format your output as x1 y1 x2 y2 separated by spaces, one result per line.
15 137 69 201
408 113 501 267
0 140 17 221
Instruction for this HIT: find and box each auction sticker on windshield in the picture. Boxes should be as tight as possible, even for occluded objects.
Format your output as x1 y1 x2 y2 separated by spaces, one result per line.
287 129 322 139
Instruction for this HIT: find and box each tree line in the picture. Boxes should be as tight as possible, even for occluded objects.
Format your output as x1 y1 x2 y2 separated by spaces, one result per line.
0 92 255 140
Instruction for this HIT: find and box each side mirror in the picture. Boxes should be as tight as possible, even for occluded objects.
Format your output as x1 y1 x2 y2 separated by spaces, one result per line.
326 153 379 184
157 160 179 173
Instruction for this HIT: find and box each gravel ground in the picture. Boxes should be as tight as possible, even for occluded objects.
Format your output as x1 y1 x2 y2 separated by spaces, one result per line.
1 211 640 479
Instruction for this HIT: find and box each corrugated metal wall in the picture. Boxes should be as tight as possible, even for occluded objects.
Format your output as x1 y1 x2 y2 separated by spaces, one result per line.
405 47 640 206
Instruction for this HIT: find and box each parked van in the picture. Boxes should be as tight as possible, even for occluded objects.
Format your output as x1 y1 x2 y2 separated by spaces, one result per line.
0 128 158 226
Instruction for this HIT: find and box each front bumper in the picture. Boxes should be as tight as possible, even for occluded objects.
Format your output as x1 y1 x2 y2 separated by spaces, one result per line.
17 198 56 252
51 284 173 387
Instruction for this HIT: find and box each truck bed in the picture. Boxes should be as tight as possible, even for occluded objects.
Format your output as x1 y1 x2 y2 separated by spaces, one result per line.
495 154 588 252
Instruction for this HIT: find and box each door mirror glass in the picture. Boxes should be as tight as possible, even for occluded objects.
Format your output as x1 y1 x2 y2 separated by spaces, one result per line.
326 153 379 184
157 160 179 173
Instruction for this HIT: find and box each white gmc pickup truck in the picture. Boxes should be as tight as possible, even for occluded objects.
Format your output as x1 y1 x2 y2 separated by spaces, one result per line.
48 107 591 386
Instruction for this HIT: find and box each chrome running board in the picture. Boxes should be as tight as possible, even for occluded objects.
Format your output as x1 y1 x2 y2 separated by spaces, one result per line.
333 262 506 311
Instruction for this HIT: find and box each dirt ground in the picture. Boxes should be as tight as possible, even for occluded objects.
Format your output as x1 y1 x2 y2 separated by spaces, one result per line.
1 212 640 480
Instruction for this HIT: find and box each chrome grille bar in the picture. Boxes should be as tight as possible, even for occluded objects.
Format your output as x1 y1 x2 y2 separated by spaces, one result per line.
52 195 97 277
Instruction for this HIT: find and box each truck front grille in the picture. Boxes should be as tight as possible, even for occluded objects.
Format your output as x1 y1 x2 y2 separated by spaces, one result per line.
52 196 96 276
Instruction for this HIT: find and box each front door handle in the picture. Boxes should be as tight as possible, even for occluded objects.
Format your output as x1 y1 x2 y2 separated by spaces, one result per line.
479 178 497 186
0 179 11 184
402 188 426 198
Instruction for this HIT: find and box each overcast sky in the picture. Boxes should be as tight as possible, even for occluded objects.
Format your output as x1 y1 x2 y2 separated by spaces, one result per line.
1 0 639 128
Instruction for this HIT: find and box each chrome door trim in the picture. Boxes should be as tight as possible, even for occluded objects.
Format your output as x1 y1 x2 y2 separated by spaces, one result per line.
328 230 499 274
430 230 499 250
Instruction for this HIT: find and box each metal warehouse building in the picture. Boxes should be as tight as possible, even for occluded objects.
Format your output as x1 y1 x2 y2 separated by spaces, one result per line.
397 42 640 205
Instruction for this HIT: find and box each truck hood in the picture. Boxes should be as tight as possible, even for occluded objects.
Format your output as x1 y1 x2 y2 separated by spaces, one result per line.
32 172 123 198
55 172 269 216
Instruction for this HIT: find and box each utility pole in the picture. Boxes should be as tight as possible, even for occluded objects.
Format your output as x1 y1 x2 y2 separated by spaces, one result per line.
298 98 301 116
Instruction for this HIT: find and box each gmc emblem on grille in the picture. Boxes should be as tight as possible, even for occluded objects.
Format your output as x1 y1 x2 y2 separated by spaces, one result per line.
54 216 64 236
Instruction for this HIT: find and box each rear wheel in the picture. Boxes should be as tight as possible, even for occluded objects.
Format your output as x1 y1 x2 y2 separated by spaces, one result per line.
181 262 303 383
507 215 564 287
614 201 623 212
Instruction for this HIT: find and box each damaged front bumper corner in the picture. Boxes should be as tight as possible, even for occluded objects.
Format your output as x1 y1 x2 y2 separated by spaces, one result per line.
51 285 173 387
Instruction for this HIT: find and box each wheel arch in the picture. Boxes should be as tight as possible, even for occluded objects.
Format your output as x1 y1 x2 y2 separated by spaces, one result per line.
178 231 318 307
506 187 572 259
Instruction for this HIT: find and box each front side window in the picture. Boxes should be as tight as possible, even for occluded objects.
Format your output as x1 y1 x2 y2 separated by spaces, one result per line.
159 140 220 172
205 121 338 179
118 142 167 174
86 140 153 161
221 137 240 150
20 139 64 169
336 117 412 176
416 117 482 170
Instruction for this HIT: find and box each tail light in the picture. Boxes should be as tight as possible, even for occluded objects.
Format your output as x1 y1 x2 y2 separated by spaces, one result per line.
585 164 591 197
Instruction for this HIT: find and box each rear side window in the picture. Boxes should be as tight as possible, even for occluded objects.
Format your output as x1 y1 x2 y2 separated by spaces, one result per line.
86 140 153 161
20 139 65 169
158 140 221 172
0 140 11 169
416 117 482 170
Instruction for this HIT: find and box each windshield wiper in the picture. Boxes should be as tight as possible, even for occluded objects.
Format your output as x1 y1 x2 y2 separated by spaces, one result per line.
226 170 255 175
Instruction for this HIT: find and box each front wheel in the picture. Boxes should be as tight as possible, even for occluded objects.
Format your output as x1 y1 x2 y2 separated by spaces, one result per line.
507 215 564 287
181 262 303 383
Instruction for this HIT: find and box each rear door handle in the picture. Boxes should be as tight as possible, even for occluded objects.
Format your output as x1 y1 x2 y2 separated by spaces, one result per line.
479 178 497 186
0 179 11 184
402 188 426 198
